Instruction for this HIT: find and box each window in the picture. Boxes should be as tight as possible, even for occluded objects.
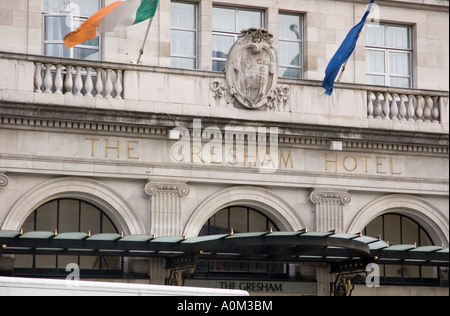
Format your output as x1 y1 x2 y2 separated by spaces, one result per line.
212 7 264 72
364 213 438 285
366 24 412 88
43 0 100 60
171 1 198 69
196 206 287 279
14 199 122 278
279 13 303 79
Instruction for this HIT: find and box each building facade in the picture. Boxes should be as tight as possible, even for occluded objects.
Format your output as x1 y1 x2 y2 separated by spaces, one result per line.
0 0 448 296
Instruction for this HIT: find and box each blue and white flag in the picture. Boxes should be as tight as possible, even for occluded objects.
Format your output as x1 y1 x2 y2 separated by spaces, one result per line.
322 0 375 95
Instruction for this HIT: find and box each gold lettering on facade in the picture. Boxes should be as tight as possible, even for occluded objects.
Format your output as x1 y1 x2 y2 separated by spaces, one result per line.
376 157 387 174
325 154 338 171
86 138 139 160
279 151 294 169
85 138 100 157
323 153 402 176
127 141 140 160
343 156 358 172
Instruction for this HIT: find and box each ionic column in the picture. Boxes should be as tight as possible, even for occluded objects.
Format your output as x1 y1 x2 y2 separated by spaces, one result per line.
310 189 351 232
144 181 190 237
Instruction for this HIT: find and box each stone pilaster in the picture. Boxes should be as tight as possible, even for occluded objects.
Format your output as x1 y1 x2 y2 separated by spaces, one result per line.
144 181 190 237
310 189 351 233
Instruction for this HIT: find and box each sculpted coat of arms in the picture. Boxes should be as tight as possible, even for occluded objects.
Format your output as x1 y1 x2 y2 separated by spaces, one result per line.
225 28 278 110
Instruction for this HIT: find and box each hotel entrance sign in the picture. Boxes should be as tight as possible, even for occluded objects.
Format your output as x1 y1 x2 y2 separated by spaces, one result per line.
225 28 278 110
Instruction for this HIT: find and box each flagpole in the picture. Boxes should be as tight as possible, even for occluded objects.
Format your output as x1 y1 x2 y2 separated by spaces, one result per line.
135 17 154 65
336 60 348 83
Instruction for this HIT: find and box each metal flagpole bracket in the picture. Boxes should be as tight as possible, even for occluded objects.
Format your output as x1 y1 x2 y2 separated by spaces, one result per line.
131 18 155 65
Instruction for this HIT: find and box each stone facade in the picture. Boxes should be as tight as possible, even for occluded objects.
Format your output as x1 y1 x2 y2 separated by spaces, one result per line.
0 0 448 296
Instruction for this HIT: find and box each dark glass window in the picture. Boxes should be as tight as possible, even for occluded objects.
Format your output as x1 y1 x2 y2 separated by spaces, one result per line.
14 199 123 278
364 213 439 285
196 206 287 280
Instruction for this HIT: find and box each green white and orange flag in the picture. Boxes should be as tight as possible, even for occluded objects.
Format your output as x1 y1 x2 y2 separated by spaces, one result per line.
64 0 159 49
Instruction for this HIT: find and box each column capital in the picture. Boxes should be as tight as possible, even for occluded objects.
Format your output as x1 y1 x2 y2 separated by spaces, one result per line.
0 173 9 188
310 189 351 205
144 181 190 197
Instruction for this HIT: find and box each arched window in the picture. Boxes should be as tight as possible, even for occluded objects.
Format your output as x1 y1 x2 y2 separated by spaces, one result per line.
364 213 438 285
14 199 123 278
195 206 287 280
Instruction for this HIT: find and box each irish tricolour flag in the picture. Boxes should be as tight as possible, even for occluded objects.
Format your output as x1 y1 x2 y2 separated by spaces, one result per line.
64 0 159 49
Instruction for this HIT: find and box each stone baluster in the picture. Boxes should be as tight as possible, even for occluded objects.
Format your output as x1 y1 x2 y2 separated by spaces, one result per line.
374 92 382 119
43 63 53 94
407 95 416 121
432 96 440 123
415 95 424 122
423 96 433 123
64 65 73 95
95 68 103 98
390 93 399 120
34 63 43 93
114 70 123 100
104 68 113 99
367 92 374 118
382 92 390 120
54 64 63 95
74 66 83 96
398 94 407 121
84 67 93 97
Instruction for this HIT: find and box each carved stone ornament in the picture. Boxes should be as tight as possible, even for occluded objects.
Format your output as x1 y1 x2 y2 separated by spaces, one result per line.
0 173 9 188
144 181 190 197
225 28 278 110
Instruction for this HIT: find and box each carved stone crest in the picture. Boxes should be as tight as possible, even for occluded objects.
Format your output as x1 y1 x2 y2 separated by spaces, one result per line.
225 28 278 110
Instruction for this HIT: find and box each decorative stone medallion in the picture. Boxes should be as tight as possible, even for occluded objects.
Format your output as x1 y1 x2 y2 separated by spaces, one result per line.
225 28 278 110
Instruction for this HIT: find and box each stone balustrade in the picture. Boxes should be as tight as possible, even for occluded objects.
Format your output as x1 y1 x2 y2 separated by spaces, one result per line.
34 62 124 99
367 88 446 123
0 52 448 133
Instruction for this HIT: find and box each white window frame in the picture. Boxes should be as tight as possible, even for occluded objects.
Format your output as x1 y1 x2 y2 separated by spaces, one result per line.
366 23 413 88
42 0 101 60
278 12 304 79
170 1 199 70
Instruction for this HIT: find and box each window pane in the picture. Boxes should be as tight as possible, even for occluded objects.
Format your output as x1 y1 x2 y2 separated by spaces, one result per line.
365 215 383 238
45 16 71 41
366 50 385 73
74 48 99 60
43 0 71 14
171 30 196 56
279 67 301 79
390 77 410 88
366 24 385 47
213 60 226 72
249 210 267 232
36 201 58 231
213 7 236 32
401 216 418 244
59 199 80 232
80 203 100 234
389 52 410 76
279 14 301 40
388 25 410 49
230 207 248 233
384 214 401 245
74 0 100 17
210 209 229 234
212 34 235 59
279 41 301 66
172 57 196 69
239 10 263 30
171 2 196 29
367 74 385 86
